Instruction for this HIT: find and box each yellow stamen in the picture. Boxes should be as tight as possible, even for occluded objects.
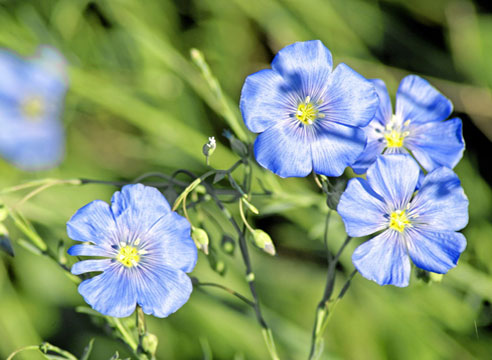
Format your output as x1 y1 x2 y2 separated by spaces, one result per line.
389 210 411 232
384 129 405 148
296 98 318 125
117 245 140 267
22 97 44 119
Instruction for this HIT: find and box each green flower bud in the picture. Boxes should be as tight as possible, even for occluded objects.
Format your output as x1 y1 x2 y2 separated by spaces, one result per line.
252 229 276 256
202 136 216 165
221 234 235 255
429 272 443 283
141 332 158 357
191 227 209 255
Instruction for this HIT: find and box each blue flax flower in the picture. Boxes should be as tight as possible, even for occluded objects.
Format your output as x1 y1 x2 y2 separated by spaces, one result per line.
0 46 67 171
240 40 379 177
338 154 468 287
67 184 198 318
352 76 464 174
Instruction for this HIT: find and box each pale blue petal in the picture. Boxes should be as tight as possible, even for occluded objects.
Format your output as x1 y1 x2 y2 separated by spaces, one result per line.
135 264 193 318
271 40 333 96
321 63 379 128
406 229 466 273
78 265 137 317
337 178 388 237
409 167 468 231
254 119 312 177
67 244 114 257
396 75 452 125
370 79 392 125
366 154 420 210
71 259 113 275
67 200 119 246
0 118 64 171
352 230 411 287
240 69 290 133
406 118 464 172
140 212 197 273
111 184 171 240
310 122 366 176
351 138 386 175
0 50 26 100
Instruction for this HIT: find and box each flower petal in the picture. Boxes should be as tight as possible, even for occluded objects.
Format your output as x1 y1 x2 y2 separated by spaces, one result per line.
141 212 197 273
67 244 114 257
0 50 27 100
366 154 420 210
310 122 366 176
240 69 290 133
77 265 137 317
71 259 113 275
396 75 452 125
111 184 171 240
409 166 468 232
66 200 118 246
0 116 65 171
405 228 466 274
370 79 393 125
271 40 333 88
253 119 312 177
406 117 464 172
135 264 193 318
321 63 379 128
338 178 388 237
352 230 411 287
351 137 386 175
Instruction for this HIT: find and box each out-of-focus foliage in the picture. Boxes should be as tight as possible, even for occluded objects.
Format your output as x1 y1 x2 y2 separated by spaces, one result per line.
0 0 491 359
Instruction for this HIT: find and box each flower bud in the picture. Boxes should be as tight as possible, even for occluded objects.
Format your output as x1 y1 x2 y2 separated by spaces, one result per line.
191 226 209 255
221 234 235 255
223 130 248 157
252 229 276 256
141 332 158 357
202 136 216 158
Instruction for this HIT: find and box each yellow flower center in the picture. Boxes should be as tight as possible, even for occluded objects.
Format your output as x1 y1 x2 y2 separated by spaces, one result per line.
296 102 317 125
389 210 411 232
383 115 410 148
117 245 140 267
22 97 45 119
295 96 323 125
384 129 405 148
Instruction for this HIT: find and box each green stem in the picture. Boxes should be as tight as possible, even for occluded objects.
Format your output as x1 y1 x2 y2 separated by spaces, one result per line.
192 278 255 307
113 317 138 352
6 345 39 360
308 231 353 360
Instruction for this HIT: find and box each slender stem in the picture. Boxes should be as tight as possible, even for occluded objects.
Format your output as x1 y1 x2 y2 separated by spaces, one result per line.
192 278 255 307
6 346 39 360
308 234 353 360
15 179 81 207
239 199 255 233
177 169 279 360
113 317 138 352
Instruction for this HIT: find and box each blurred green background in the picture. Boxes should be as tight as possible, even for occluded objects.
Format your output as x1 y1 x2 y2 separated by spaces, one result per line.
1 0 492 359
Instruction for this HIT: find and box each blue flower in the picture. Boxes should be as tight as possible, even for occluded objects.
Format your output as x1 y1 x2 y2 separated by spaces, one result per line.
240 40 379 177
67 184 198 318
352 76 464 174
0 46 67 171
338 154 468 287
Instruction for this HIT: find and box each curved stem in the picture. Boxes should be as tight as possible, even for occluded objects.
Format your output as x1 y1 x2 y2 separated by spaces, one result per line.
177 168 279 360
192 278 255 307
6 346 39 360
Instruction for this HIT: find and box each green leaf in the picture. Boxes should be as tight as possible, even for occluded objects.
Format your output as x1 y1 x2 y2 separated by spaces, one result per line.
80 338 95 360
